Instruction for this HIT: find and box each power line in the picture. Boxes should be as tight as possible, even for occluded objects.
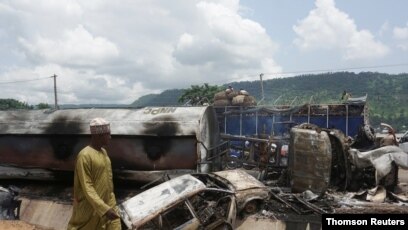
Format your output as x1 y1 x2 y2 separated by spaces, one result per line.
0 76 52 85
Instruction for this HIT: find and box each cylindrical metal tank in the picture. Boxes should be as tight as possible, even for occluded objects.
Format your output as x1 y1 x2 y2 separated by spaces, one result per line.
288 127 332 195
0 106 220 178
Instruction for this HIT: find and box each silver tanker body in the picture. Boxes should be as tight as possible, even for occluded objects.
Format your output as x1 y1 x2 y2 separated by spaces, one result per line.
0 106 220 180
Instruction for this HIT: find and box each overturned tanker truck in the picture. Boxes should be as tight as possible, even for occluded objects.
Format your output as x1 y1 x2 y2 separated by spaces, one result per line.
0 106 221 181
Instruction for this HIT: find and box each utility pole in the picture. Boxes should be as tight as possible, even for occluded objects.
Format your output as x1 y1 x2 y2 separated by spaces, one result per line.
52 74 59 110
258 73 265 105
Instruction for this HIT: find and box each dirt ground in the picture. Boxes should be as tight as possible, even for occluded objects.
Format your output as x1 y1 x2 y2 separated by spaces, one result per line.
395 168 408 194
0 220 50 230
234 169 408 229
2 169 408 230
399 169 408 183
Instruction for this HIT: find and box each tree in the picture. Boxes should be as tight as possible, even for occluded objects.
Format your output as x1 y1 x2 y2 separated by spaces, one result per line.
36 103 51 109
0 99 32 110
178 83 224 105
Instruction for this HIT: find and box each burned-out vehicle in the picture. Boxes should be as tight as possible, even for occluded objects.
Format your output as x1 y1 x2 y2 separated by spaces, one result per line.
287 123 407 194
220 121 404 196
119 169 269 230
214 95 405 195
214 97 373 184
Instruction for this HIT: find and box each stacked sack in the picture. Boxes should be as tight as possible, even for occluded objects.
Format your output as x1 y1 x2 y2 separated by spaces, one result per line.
232 89 257 106
213 88 256 106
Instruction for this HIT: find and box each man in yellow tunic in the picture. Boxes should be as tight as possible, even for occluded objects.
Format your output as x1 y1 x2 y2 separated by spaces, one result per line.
67 118 121 230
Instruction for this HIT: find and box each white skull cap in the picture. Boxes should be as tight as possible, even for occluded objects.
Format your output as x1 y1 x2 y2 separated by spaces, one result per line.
90 117 110 134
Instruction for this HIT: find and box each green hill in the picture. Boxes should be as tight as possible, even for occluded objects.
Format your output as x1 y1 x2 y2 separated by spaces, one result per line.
131 72 408 131
131 89 182 107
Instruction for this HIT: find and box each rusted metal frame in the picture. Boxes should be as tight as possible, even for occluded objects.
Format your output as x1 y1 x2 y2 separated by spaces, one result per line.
220 133 275 170
269 191 302 215
345 104 349 136
184 199 200 221
200 140 229 161
219 134 282 171
293 195 327 214
255 110 258 135
272 114 275 136
237 158 279 170
261 143 273 180
220 134 270 143
222 158 257 169
224 106 227 134
306 96 318 124
197 140 229 171
204 150 228 162
240 107 243 136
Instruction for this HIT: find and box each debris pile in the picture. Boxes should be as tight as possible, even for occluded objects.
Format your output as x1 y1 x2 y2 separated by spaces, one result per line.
0 186 21 220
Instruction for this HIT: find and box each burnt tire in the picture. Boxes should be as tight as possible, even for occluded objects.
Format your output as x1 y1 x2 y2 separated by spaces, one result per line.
363 125 376 142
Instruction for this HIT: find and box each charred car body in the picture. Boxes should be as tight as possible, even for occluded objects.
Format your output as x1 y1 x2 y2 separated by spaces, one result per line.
119 169 269 229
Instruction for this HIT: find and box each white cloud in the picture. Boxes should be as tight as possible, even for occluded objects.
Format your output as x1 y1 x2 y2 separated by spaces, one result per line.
173 0 280 77
293 0 389 60
19 25 119 66
1 0 281 104
0 64 158 104
379 21 389 37
11 0 83 16
345 30 389 60
393 23 408 51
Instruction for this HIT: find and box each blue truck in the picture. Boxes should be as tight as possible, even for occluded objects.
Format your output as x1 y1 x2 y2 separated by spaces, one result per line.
214 95 368 138
213 95 376 193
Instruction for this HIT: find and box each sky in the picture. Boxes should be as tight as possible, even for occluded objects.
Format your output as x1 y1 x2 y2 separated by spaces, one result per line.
0 0 407 105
